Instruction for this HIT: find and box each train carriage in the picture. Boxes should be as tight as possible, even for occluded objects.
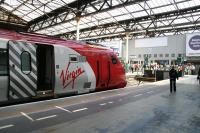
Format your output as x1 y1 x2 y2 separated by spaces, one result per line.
0 29 126 104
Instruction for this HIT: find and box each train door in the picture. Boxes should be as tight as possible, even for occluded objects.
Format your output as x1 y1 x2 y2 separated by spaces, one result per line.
100 54 110 88
0 39 8 102
8 41 37 100
36 44 54 95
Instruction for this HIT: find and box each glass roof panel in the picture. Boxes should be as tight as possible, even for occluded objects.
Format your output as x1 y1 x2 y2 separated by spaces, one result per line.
173 18 190 24
159 5 176 12
80 18 91 24
63 13 75 20
86 6 96 13
22 16 32 21
108 7 129 16
132 11 147 18
27 11 42 20
114 14 132 21
126 4 143 12
68 27 77 31
102 17 116 23
79 24 90 29
53 25 65 30
38 6 52 14
111 0 121 6
87 22 96 27
24 3 37 11
4 0 20 8
94 12 111 20
108 9 124 16
115 28 124 32
12 10 24 17
193 0 199 5
62 0 77 3
62 22 73 27
1 4 13 11
17 5 34 14
150 0 164 7
177 2 186 9
99 18 115 24
187 0 196 7
69 20 77 26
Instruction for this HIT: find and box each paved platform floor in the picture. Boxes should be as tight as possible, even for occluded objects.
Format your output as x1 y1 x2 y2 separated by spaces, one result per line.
0 75 199 133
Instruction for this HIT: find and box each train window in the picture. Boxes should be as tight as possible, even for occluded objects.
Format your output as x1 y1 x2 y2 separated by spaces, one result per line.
69 54 78 62
21 51 31 74
79 56 86 62
111 55 117 64
0 49 8 75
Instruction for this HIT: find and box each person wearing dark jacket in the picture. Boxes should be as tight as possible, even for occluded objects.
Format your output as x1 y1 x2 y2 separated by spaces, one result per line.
197 68 200 84
169 66 178 93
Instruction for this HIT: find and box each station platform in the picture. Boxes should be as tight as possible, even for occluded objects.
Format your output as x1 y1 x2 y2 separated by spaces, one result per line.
0 75 200 133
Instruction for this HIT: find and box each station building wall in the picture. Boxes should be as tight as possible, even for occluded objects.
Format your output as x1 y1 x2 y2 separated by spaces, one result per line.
123 34 186 65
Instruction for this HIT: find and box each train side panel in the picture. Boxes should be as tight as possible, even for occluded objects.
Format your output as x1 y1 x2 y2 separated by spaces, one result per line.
54 45 96 96
8 41 37 100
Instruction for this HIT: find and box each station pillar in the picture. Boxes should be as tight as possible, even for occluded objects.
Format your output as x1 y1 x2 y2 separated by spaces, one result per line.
125 32 130 63
75 14 81 41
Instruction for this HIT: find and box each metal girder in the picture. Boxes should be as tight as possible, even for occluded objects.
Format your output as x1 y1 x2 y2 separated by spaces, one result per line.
61 20 200 41
57 5 200 39
0 21 28 31
84 24 200 41
0 6 27 25
28 0 147 32
0 6 27 31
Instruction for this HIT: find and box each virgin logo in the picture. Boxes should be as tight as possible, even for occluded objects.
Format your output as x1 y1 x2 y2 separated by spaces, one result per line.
60 62 84 89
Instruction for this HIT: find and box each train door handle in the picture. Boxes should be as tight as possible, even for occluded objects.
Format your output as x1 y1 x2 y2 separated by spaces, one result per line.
12 64 15 69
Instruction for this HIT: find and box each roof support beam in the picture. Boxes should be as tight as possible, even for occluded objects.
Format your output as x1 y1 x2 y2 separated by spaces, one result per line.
57 5 200 39
62 20 200 41
28 0 146 32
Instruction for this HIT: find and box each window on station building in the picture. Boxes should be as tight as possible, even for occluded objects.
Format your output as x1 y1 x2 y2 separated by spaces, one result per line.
148 54 151 58
165 54 169 57
178 53 182 57
0 49 8 75
171 53 175 57
138 54 141 58
159 54 163 57
154 54 157 58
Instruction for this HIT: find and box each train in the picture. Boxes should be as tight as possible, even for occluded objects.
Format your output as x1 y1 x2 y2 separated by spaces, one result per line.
0 29 126 105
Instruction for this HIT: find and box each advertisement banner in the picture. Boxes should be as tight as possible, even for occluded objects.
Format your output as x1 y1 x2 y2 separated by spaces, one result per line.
186 33 200 56
135 37 167 48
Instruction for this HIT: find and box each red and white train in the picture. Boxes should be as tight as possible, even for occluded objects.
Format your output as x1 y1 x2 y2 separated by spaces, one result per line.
0 29 126 104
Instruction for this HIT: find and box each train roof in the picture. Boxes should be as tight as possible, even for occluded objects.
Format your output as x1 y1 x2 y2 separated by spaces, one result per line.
0 29 113 53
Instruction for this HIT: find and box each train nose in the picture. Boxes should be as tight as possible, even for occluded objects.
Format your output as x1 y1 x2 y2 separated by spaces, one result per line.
119 80 127 88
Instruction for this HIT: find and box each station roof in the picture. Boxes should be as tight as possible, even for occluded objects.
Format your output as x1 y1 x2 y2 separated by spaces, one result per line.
0 0 200 41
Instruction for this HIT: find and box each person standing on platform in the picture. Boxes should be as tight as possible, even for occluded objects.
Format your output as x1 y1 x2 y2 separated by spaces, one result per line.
197 68 200 84
169 66 178 93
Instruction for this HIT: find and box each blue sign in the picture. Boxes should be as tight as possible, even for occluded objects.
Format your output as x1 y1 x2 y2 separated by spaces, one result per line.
189 35 200 50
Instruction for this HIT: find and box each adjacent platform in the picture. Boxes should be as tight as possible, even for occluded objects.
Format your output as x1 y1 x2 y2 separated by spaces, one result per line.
0 75 199 133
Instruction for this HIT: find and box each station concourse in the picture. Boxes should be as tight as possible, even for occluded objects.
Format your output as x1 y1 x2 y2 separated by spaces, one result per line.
0 75 199 133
